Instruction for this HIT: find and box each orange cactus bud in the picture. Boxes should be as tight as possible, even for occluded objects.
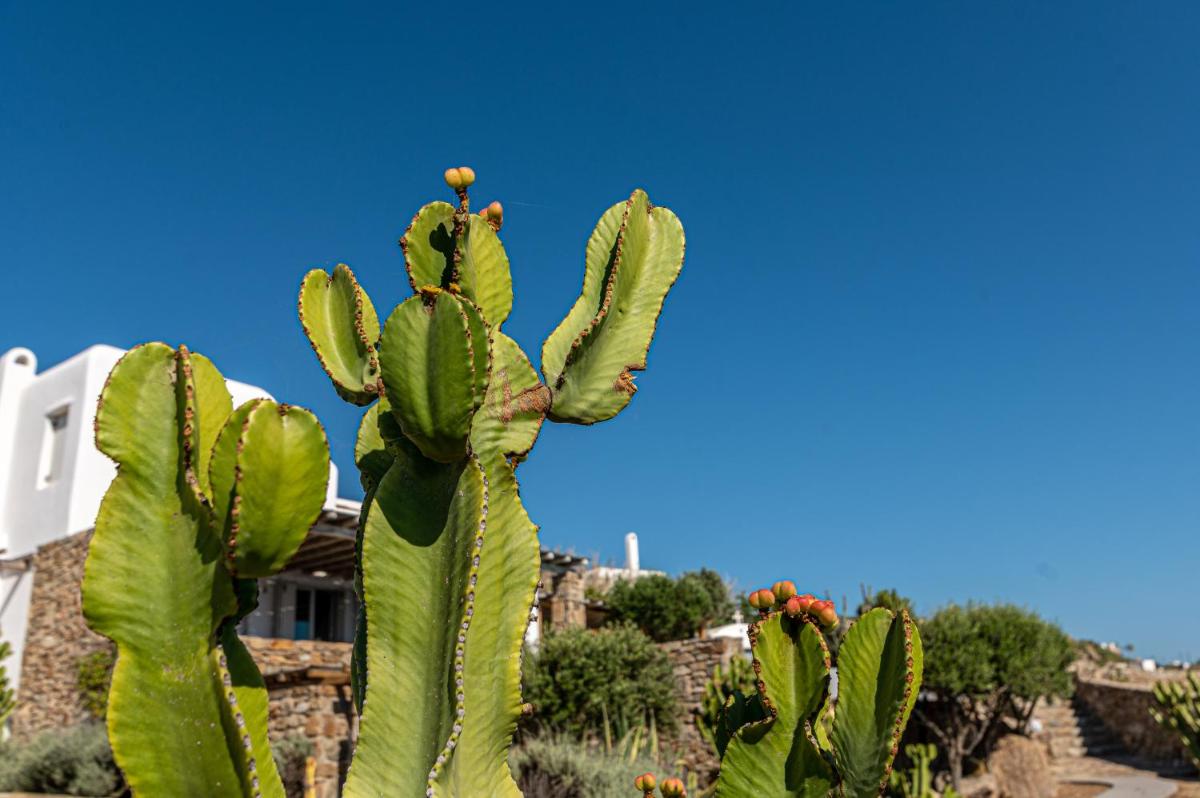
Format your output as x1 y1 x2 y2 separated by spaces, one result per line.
457 166 476 187
634 772 656 791
444 167 464 189
784 595 805 617
793 593 815 614
485 200 503 227
660 776 686 797
772 580 797 602
810 599 839 629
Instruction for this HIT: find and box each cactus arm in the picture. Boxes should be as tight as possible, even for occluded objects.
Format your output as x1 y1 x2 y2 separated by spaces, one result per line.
469 333 550 459
541 189 684 424
299 264 382 405
379 292 484 462
716 615 834 798
831 608 923 797
209 400 331 577
432 453 540 797
343 443 486 797
218 625 286 798
82 343 256 797
402 202 514 328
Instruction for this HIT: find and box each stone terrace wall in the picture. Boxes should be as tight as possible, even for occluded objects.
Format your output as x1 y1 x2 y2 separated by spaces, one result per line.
660 636 744 776
1075 675 1188 765
12 531 110 736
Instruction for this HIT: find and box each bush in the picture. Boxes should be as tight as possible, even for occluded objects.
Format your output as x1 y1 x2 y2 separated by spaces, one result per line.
0 722 122 796
272 734 315 798
916 603 1074 789
524 624 677 737
680 568 736 627
510 733 664 798
75 647 115 720
606 574 713 642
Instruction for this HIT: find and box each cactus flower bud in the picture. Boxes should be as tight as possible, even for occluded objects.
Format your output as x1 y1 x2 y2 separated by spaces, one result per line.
485 200 503 227
443 166 477 189
749 588 775 611
792 593 815 614
810 599 838 629
747 590 765 610
784 595 805 617
660 777 686 797
634 772 656 792
772 580 797 603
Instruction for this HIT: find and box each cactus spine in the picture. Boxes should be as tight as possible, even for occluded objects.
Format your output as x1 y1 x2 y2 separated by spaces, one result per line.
81 343 331 796
299 169 684 796
712 590 923 798
1150 672 1200 769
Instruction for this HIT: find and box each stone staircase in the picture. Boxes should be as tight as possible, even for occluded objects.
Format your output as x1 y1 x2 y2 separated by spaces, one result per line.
1035 695 1126 762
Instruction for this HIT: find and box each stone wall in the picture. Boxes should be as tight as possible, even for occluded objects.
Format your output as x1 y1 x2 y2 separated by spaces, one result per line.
660 635 744 776
1075 675 1188 765
11 531 109 736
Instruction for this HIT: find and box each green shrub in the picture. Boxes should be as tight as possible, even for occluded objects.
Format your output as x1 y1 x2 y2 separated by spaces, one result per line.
606 574 714 642
856 587 914 618
75 647 115 720
510 733 663 798
272 734 315 798
0 639 15 727
917 603 1074 790
524 624 678 737
0 722 122 796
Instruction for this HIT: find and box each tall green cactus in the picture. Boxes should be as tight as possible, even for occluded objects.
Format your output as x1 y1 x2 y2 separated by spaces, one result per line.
298 167 685 796
82 343 331 797
1150 672 1200 769
711 584 923 798
887 744 937 798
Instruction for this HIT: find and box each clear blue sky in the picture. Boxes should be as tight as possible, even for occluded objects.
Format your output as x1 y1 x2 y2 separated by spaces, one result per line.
2 3 1197 660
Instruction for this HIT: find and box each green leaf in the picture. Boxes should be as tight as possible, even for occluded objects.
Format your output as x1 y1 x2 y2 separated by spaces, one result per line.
83 344 265 797
379 292 482 462
401 202 514 327
432 453 540 797
469 333 549 459
299 264 382 405
210 400 331 578
716 615 833 798
343 442 484 797
541 189 684 424
831 608 923 798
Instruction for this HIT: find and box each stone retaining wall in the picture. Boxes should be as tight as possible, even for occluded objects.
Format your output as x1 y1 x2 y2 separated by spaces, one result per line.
1075 675 1188 765
660 635 744 776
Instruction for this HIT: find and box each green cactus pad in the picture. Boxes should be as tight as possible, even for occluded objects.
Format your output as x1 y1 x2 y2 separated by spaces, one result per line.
401 201 514 327
716 615 833 798
209 399 330 578
831 608 924 797
379 292 488 462
469 333 549 459
299 265 382 405
344 441 485 797
541 189 684 424
431 453 540 797
82 344 282 797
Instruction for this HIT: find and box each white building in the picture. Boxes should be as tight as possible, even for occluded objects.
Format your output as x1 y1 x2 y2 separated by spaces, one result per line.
0 345 343 700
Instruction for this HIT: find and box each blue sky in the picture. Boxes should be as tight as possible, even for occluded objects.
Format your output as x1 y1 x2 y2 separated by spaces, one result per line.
2 3 1197 660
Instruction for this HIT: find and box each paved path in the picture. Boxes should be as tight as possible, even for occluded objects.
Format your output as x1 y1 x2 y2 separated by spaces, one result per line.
1059 774 1178 798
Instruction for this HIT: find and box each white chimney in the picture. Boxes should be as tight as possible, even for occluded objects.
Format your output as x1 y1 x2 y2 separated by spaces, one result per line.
624 532 640 575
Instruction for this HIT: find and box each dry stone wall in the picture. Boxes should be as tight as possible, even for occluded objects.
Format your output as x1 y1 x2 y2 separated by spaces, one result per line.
660 636 744 776
1075 675 1189 765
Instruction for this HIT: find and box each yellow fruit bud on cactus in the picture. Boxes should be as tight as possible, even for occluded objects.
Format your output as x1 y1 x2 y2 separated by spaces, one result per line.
457 166 476 187
634 772 656 791
660 776 686 797
772 580 797 603
444 168 464 189
486 200 503 226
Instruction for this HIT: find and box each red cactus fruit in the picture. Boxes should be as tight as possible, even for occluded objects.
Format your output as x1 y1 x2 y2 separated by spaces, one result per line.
792 593 816 614
784 595 805 617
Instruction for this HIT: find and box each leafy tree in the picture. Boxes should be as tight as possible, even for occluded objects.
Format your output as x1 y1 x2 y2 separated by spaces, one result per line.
606 574 715 642
680 568 736 626
523 624 678 738
916 603 1074 789
856 587 914 618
